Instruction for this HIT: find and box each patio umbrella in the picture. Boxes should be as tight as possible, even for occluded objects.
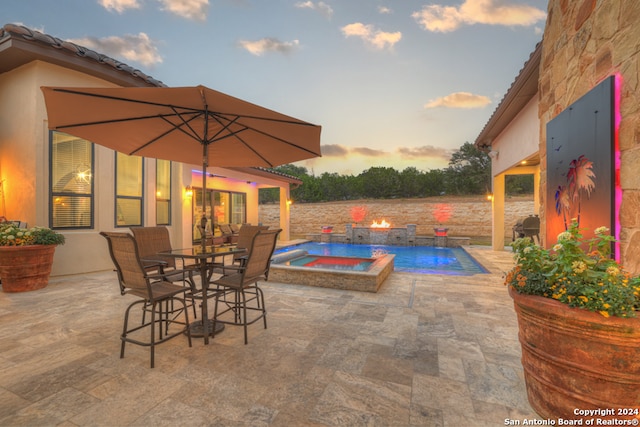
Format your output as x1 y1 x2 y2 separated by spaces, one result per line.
41 85 322 248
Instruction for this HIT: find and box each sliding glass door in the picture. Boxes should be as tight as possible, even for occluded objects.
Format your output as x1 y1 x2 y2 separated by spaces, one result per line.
192 189 246 243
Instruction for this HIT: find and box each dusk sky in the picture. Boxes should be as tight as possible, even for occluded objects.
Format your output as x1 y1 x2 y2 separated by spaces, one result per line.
6 0 546 176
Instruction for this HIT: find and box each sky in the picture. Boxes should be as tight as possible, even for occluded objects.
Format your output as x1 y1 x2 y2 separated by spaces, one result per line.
5 0 547 176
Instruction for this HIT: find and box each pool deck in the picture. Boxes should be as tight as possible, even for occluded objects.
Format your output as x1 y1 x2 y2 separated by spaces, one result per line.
0 245 544 426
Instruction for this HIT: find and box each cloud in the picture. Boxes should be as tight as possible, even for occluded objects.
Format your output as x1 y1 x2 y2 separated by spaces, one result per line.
397 145 454 160
424 92 491 109
378 6 392 14
412 0 546 33
321 144 350 156
237 37 300 56
341 22 402 50
98 0 141 13
294 1 334 19
70 32 162 67
322 144 455 162
98 0 208 20
158 0 209 21
321 144 386 157
352 147 387 157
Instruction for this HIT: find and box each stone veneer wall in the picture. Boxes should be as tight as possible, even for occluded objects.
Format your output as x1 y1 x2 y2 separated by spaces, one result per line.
539 0 640 272
259 196 534 240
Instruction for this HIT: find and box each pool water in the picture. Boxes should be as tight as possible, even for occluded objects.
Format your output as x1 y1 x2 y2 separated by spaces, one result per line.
274 242 487 275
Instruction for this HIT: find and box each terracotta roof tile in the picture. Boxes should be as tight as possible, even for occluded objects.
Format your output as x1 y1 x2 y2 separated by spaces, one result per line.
0 23 166 87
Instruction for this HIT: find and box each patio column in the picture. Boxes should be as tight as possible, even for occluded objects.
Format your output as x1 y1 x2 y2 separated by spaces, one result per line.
492 173 506 250
279 186 290 241
533 167 540 215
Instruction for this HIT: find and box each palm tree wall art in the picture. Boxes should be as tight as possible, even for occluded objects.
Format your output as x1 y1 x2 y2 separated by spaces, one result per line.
546 75 618 255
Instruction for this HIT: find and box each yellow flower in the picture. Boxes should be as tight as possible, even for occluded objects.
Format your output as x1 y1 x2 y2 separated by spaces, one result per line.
606 266 620 276
553 244 563 252
572 261 587 274
599 311 610 318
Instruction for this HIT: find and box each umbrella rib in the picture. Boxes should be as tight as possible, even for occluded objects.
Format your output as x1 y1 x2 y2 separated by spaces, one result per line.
52 111 201 131
203 114 273 165
209 113 321 157
210 111 319 128
50 87 205 114
129 112 206 155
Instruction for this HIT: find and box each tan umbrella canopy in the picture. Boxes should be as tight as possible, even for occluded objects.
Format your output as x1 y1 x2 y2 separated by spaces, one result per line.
41 85 322 247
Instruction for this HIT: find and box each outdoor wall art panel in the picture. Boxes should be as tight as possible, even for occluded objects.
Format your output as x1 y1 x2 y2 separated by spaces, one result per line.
545 76 615 251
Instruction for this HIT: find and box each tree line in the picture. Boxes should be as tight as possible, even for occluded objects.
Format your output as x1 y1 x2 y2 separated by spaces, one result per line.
259 142 533 203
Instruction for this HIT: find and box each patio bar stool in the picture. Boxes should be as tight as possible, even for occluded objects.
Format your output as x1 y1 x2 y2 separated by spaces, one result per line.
101 231 192 368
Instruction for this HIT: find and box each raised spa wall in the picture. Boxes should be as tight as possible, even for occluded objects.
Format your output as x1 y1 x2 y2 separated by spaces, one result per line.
269 252 395 293
305 224 470 247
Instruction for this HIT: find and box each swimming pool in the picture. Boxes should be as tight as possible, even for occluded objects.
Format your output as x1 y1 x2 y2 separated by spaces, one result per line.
274 242 487 275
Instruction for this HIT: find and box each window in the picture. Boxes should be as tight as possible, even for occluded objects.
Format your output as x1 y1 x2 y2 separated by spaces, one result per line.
156 159 171 225
50 131 94 229
230 193 246 224
116 152 144 227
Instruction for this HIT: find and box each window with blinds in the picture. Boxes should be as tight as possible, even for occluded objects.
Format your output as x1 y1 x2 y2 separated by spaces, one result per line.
50 131 94 229
156 159 171 225
116 152 143 227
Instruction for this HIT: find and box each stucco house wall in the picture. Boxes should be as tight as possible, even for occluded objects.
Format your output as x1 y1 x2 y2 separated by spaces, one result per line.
0 25 298 277
491 96 540 176
488 95 541 248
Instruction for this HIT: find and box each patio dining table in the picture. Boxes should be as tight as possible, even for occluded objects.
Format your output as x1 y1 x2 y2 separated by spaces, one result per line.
159 245 247 345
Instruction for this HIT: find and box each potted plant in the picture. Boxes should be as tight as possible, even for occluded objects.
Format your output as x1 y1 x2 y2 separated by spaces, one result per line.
0 223 65 292
505 219 640 422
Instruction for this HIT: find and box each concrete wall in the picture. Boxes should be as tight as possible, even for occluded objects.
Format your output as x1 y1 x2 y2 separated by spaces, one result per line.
539 0 640 272
259 196 534 242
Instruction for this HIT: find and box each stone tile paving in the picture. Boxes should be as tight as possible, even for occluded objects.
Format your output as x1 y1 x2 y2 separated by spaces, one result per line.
0 246 544 426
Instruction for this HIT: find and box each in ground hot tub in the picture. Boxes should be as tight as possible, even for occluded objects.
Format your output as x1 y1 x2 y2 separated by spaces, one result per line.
269 249 394 292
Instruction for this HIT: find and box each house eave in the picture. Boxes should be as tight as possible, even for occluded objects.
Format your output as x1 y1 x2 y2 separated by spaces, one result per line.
227 167 303 186
474 42 542 150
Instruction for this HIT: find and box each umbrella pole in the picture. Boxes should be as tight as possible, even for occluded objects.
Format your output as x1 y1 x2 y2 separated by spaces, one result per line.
201 144 208 252
201 96 210 252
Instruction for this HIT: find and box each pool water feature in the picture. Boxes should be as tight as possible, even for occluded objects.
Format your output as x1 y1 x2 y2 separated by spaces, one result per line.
274 242 487 275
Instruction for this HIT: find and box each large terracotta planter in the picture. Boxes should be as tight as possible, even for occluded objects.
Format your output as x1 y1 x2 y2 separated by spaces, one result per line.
509 286 640 421
0 245 57 292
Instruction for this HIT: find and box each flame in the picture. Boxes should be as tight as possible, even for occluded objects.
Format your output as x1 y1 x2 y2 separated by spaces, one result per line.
370 219 391 228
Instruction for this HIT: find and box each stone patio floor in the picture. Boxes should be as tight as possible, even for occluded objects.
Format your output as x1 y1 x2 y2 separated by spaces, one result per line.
0 246 544 426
